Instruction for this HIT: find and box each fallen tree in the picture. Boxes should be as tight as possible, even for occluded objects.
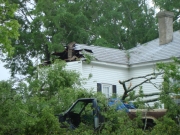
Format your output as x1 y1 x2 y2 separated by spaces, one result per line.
119 72 163 102
119 58 180 107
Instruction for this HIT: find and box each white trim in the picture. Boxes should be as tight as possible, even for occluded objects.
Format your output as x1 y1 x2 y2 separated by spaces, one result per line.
83 58 178 69
85 61 128 69
130 58 178 68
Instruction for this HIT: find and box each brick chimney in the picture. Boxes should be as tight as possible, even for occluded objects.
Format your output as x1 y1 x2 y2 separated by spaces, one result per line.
67 42 76 60
156 11 174 45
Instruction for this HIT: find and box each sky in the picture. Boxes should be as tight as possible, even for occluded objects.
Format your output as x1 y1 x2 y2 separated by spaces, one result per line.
0 61 10 80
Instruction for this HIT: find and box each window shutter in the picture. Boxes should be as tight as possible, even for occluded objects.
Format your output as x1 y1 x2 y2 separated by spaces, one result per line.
112 85 116 94
97 83 102 92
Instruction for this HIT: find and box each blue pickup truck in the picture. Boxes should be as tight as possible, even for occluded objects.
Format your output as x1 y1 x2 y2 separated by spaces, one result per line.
57 98 166 129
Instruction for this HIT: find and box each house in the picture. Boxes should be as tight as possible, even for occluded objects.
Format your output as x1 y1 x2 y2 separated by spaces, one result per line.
50 11 180 104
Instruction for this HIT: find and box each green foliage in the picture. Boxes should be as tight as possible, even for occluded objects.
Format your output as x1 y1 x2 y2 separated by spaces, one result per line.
0 81 60 135
83 52 94 64
0 61 83 134
153 0 180 31
3 0 159 77
150 117 180 135
0 0 20 56
1 58 180 134
152 58 180 134
99 108 144 135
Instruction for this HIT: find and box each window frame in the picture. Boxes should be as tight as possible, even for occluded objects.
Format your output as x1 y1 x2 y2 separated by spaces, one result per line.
97 83 117 98
102 84 112 98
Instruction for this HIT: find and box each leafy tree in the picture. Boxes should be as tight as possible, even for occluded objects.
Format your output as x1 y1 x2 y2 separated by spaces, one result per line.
0 0 20 56
3 0 158 77
153 0 180 30
118 72 163 103
2 0 36 76
1 60 180 134
156 58 180 119
117 58 180 113
150 117 180 135
92 0 158 49
0 80 28 134
0 60 91 134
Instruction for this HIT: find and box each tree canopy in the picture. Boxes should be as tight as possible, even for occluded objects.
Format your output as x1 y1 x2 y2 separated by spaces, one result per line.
0 0 180 77
2 0 160 77
0 0 20 56
153 0 180 31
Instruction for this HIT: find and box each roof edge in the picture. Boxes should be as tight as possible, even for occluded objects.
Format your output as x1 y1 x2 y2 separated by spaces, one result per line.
84 61 129 69
129 57 179 68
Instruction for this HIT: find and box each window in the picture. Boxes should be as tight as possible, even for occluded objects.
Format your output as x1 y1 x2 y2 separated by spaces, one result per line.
97 83 116 98
102 84 112 98
70 101 86 114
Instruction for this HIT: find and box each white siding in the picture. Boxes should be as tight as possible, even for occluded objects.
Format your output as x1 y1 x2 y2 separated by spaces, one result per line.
65 61 82 74
81 61 129 96
64 61 164 107
129 64 163 106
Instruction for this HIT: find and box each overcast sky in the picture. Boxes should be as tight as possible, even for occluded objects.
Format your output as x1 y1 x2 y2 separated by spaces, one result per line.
0 62 10 81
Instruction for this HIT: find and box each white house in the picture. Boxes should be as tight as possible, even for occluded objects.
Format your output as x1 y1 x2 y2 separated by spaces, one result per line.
54 11 180 104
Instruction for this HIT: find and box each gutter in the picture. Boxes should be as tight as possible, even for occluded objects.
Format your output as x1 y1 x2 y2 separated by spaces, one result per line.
129 57 180 68
86 61 129 69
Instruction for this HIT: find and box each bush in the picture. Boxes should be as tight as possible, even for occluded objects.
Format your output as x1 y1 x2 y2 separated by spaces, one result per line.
1 60 180 134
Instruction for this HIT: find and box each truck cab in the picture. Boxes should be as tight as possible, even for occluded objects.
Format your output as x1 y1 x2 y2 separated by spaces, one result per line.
57 98 102 129
57 98 166 130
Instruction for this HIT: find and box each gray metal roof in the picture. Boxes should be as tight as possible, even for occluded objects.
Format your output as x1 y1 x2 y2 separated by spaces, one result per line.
75 44 128 65
129 30 180 65
76 30 180 65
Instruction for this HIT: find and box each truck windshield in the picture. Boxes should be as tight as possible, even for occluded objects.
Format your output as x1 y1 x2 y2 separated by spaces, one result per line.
70 101 86 114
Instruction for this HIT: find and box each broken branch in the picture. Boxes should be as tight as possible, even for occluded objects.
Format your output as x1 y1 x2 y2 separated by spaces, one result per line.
119 72 163 101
